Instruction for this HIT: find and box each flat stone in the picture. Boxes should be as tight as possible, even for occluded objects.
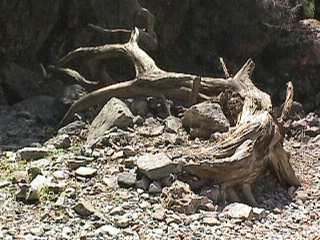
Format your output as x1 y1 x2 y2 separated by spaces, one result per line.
203 217 220 226
223 203 253 219
53 170 69 180
138 125 164 137
75 167 97 178
16 147 50 161
137 153 177 180
74 200 96 217
117 172 137 188
67 159 87 170
123 146 136 157
97 225 120 237
29 227 44 237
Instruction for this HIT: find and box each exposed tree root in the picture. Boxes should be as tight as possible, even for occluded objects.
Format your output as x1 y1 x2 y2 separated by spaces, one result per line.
54 27 300 205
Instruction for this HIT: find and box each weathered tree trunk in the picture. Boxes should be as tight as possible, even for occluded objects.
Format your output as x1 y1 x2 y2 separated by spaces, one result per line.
53 27 300 205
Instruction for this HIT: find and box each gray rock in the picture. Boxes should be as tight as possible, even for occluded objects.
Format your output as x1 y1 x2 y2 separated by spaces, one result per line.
117 172 137 188
137 153 177 180
165 116 182 133
223 202 253 219
75 167 97 178
123 146 136 157
17 147 50 161
73 200 96 217
46 134 71 149
182 101 230 139
86 98 134 147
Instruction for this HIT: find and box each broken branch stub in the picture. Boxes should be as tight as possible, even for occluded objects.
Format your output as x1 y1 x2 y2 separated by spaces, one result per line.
55 28 300 204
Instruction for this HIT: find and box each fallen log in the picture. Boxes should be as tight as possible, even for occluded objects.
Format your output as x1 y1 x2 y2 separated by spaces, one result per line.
55 27 300 205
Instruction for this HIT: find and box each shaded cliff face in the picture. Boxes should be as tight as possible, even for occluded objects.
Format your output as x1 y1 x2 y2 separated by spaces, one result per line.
0 0 319 111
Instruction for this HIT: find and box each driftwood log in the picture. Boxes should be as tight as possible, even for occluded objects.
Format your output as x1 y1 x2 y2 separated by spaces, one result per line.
54 27 300 205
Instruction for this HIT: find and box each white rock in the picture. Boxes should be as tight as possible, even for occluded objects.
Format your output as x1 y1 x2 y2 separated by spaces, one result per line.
75 167 97 178
223 202 253 219
97 225 120 236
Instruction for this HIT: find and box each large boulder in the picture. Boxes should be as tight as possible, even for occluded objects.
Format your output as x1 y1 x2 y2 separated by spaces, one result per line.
86 98 134 147
182 101 230 139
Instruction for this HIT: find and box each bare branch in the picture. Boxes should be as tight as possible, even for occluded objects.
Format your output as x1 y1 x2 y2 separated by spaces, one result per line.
219 57 230 78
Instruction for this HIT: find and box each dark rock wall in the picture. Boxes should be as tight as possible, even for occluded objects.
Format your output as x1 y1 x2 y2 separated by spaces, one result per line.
0 0 319 111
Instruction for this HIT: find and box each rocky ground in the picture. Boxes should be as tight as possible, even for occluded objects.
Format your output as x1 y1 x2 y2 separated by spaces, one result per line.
0 97 319 240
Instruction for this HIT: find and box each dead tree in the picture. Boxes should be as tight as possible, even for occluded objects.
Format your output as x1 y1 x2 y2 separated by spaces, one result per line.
54 27 300 205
